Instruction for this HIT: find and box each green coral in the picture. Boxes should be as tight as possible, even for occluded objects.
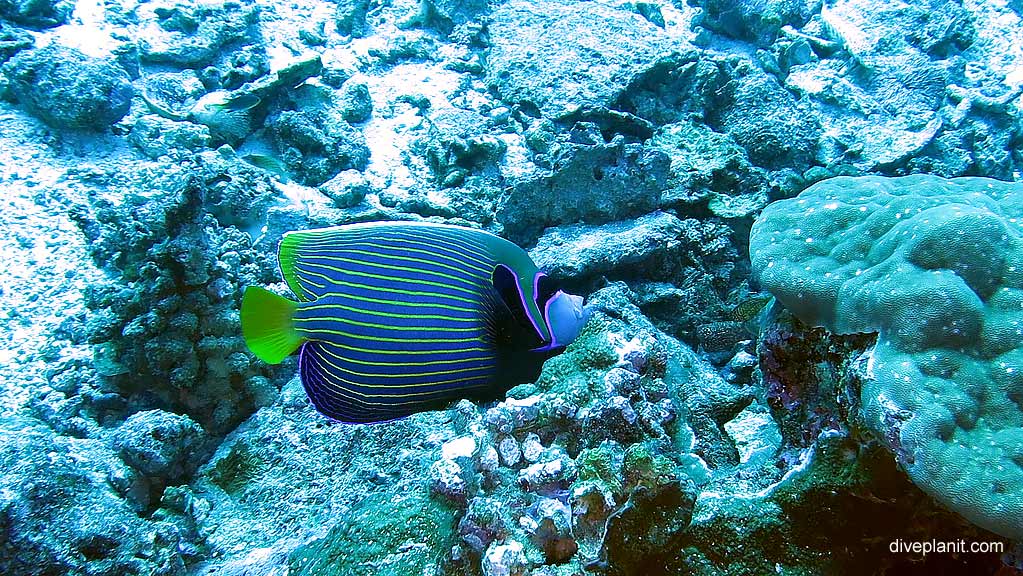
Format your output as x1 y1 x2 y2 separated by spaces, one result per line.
534 321 618 402
622 443 677 493
576 441 625 495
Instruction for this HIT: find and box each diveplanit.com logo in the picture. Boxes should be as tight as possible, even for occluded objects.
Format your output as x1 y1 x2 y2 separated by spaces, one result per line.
889 539 1005 555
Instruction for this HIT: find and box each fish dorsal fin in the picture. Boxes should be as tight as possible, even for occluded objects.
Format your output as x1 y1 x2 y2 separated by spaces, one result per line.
217 93 260 112
277 231 308 300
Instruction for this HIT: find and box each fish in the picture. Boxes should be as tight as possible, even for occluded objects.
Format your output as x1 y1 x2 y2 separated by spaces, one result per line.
207 92 261 113
242 153 290 182
140 89 260 143
241 221 590 423
727 294 773 323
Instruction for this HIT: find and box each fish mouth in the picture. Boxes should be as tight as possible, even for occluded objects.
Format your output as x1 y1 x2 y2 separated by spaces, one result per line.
534 290 589 351
567 293 588 320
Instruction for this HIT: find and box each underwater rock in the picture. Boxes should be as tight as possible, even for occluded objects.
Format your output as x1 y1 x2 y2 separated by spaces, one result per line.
528 497 577 564
484 396 542 435
707 62 820 170
602 367 642 398
520 433 544 463
721 401 781 467
416 107 505 188
243 55 324 101
288 489 458 576
318 168 371 208
139 69 208 112
194 150 280 230
496 436 522 467
861 54 951 119
3 45 133 130
482 540 528 576
417 0 490 34
910 112 1014 178
721 348 757 384
487 0 684 118
647 119 769 217
497 137 669 245
613 52 726 128
138 56 325 150
183 381 467 571
335 0 370 37
821 0 975 61
529 211 686 284
578 396 644 446
786 57 948 172
128 114 212 160
532 283 726 466
459 497 510 554
0 0 71 28
270 107 370 187
368 31 440 65
31 387 89 438
593 217 735 343
667 341 754 468
693 0 819 46
339 80 373 123
571 447 622 559
518 453 577 494
431 436 481 504
430 457 470 504
139 0 261 67
0 416 184 575
778 0 980 175
0 22 34 63
113 409 208 482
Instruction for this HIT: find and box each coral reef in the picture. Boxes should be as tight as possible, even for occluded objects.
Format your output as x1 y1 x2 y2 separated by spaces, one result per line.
70 159 285 438
498 137 669 246
751 174 1023 539
0 0 1021 573
486 0 687 119
3 45 133 130
0 416 188 574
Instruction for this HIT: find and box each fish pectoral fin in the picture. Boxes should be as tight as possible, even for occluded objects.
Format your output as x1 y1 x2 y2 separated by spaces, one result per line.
241 286 304 364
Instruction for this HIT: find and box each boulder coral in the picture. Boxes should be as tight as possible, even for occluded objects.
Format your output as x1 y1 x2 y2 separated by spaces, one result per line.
750 174 1023 539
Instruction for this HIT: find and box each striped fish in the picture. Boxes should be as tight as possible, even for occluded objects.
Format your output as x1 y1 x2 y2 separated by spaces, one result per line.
241 221 589 423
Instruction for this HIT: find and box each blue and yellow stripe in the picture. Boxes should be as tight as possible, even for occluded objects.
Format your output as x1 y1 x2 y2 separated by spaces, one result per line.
275 221 536 422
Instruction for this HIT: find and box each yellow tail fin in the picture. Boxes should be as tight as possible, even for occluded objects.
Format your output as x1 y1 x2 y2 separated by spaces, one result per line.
241 286 303 364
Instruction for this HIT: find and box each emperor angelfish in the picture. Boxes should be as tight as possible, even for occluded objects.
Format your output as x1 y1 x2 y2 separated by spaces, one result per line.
241 221 590 423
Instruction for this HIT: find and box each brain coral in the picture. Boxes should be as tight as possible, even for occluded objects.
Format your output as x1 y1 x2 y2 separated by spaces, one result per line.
750 174 1023 540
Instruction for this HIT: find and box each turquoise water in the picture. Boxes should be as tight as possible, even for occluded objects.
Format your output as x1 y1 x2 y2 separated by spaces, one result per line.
0 0 1020 574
